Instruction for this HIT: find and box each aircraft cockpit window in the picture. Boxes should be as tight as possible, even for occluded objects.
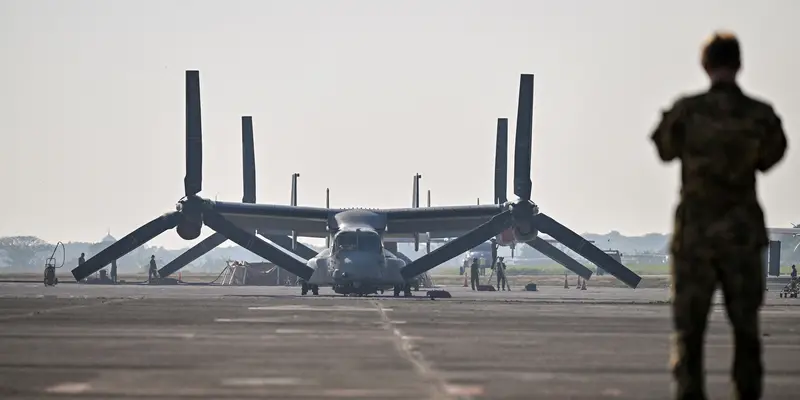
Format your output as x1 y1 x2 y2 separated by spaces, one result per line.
335 232 358 251
334 231 382 253
357 232 381 253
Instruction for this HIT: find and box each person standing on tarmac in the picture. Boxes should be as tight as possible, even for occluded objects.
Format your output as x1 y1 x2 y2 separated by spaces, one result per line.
78 252 85 266
470 257 480 290
650 31 787 400
494 256 508 291
791 264 797 280
148 255 158 282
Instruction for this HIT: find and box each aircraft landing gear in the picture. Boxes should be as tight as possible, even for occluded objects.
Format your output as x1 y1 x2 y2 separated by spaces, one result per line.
300 282 319 296
393 284 413 297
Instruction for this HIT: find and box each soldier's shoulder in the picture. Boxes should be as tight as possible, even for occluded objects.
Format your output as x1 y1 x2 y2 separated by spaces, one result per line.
663 91 706 113
740 89 780 117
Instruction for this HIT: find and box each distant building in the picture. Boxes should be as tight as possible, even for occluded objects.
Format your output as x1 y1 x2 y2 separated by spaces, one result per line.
89 231 116 256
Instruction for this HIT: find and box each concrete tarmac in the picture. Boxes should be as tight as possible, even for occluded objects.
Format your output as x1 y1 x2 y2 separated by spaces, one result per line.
0 282 798 399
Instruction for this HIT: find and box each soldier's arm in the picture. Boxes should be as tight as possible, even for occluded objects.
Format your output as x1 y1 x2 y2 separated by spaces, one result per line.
649 98 688 162
757 106 787 172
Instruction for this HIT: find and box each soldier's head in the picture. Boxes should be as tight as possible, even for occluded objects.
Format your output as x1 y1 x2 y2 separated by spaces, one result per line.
498 257 504 261
80 252 84 256
700 31 741 80
151 255 155 259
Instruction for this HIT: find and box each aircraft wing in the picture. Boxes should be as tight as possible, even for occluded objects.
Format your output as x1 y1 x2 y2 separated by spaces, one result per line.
383 234 449 243
211 201 505 239
383 205 504 235
212 201 332 238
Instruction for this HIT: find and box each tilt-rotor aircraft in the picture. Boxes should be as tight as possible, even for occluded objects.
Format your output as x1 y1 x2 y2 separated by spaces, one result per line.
155 117 320 280
72 70 642 295
157 115 435 293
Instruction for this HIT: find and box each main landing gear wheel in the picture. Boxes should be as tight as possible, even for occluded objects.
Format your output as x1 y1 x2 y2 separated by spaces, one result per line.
393 284 413 297
300 282 319 296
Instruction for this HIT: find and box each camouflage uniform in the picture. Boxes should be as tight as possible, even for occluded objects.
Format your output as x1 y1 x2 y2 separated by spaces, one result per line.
148 256 158 281
470 259 480 290
495 258 508 291
651 75 787 398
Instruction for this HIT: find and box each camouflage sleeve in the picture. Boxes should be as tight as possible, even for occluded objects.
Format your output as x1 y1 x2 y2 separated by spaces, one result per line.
757 106 787 172
650 98 687 162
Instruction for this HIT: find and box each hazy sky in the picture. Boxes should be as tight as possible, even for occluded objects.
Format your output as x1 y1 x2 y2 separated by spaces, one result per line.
1 0 797 249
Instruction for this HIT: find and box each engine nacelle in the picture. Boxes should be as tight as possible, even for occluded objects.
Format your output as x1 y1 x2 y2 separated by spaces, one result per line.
175 196 205 240
513 227 539 243
177 220 202 240
509 201 540 243
495 228 516 246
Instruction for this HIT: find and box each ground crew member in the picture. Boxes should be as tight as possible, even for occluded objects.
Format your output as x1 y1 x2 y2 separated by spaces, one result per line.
77 253 86 282
494 256 508 291
650 31 787 399
791 264 797 280
470 257 480 290
148 255 158 281
110 259 118 283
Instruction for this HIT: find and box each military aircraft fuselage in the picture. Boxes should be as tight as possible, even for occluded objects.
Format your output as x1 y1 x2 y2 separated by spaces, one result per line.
304 210 408 295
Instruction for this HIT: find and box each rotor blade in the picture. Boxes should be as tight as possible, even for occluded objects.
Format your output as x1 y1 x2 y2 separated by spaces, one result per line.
291 174 298 249
291 174 298 206
495 117 508 204
241 116 256 204
203 210 314 281
513 74 534 201
260 233 317 260
184 70 203 197
426 189 431 253
325 188 331 248
413 174 420 250
158 232 227 278
401 210 513 280
71 212 181 281
536 213 641 288
527 237 593 280
415 174 420 208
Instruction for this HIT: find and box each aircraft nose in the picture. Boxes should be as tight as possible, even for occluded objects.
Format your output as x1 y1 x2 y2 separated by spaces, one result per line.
336 255 382 280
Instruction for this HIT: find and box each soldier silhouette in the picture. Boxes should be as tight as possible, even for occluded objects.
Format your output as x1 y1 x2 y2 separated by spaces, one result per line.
651 31 787 399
